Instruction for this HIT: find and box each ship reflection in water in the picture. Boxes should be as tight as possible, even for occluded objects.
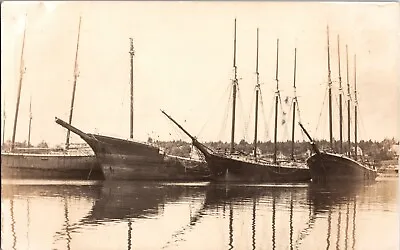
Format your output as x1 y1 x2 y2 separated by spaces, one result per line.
1 178 398 250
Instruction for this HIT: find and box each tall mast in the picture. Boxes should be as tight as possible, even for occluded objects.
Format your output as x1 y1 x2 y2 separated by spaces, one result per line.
129 38 135 139
337 35 343 154
253 28 260 158
327 26 334 150
346 45 351 157
2 97 6 147
230 18 238 154
354 54 358 160
65 16 82 149
27 96 32 147
291 48 297 160
273 38 279 164
11 16 27 150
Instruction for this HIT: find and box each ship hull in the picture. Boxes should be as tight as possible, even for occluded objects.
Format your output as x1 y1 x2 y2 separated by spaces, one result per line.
75 134 209 181
306 152 378 183
1 152 103 180
203 153 311 183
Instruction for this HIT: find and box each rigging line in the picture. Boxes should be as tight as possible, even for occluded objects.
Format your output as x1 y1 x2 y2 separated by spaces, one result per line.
295 98 302 124
171 121 187 141
288 98 295 141
266 95 276 141
244 89 256 142
258 89 270 140
197 82 232 137
236 87 247 141
295 101 306 141
315 84 329 137
278 93 290 141
218 86 233 141
357 104 368 140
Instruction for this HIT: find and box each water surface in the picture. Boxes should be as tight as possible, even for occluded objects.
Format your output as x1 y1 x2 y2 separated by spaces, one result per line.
1 178 398 250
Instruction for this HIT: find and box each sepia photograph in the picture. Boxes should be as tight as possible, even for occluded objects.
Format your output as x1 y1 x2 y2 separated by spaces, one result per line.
1 1 399 249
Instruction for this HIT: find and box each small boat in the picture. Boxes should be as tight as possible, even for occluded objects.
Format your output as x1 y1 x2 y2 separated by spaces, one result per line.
161 20 310 183
299 28 377 183
1 17 102 180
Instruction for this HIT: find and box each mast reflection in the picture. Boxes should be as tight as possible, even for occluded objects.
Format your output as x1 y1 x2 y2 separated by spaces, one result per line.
272 193 276 250
127 219 132 250
228 202 233 250
307 182 364 250
252 197 256 250
336 205 341 250
10 199 17 250
345 202 350 250
289 193 294 250
62 197 71 250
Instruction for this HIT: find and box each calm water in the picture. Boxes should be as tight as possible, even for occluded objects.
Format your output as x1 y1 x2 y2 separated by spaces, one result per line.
1 178 398 250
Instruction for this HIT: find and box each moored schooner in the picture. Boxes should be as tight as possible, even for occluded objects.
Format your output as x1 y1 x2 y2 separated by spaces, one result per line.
299 27 377 183
161 20 310 183
1 16 101 180
55 38 209 181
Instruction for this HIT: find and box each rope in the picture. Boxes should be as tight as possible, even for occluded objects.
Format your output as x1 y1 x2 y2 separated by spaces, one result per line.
258 90 271 140
357 104 368 141
217 85 233 140
296 100 306 141
278 93 290 141
236 87 248 141
243 89 256 142
265 95 276 140
315 84 329 138
197 82 232 138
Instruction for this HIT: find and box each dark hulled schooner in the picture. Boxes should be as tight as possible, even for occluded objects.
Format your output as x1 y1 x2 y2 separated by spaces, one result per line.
299 27 377 183
162 20 310 183
55 38 209 181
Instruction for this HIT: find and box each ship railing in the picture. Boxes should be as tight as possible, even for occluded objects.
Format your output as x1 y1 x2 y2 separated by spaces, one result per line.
166 154 205 163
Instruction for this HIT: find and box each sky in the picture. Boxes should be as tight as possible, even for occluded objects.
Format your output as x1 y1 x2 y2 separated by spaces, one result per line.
1 1 399 147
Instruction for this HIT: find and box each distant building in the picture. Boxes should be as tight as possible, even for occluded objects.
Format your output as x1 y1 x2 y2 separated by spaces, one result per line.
251 148 262 157
389 144 399 157
351 146 363 156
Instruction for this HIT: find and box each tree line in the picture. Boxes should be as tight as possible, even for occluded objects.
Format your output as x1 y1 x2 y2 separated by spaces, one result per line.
154 137 399 162
2 137 398 163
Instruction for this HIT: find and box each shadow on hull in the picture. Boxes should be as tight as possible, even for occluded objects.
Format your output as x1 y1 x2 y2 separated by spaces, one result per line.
205 153 311 183
1 152 103 180
307 152 378 183
55 118 210 181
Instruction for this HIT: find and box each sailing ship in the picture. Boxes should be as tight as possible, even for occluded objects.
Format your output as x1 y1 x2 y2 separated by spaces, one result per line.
55 38 209 181
298 27 377 183
162 20 310 183
1 17 102 180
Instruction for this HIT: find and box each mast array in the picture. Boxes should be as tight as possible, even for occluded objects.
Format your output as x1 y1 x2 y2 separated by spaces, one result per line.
253 28 260 158
291 48 297 160
327 26 334 150
11 17 27 150
273 39 279 164
65 16 82 149
2 98 6 147
230 18 238 154
27 96 32 147
129 38 135 139
337 35 343 154
354 54 358 160
346 45 351 157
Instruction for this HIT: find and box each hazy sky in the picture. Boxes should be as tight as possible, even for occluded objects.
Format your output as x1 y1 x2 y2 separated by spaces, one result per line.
1 1 399 146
